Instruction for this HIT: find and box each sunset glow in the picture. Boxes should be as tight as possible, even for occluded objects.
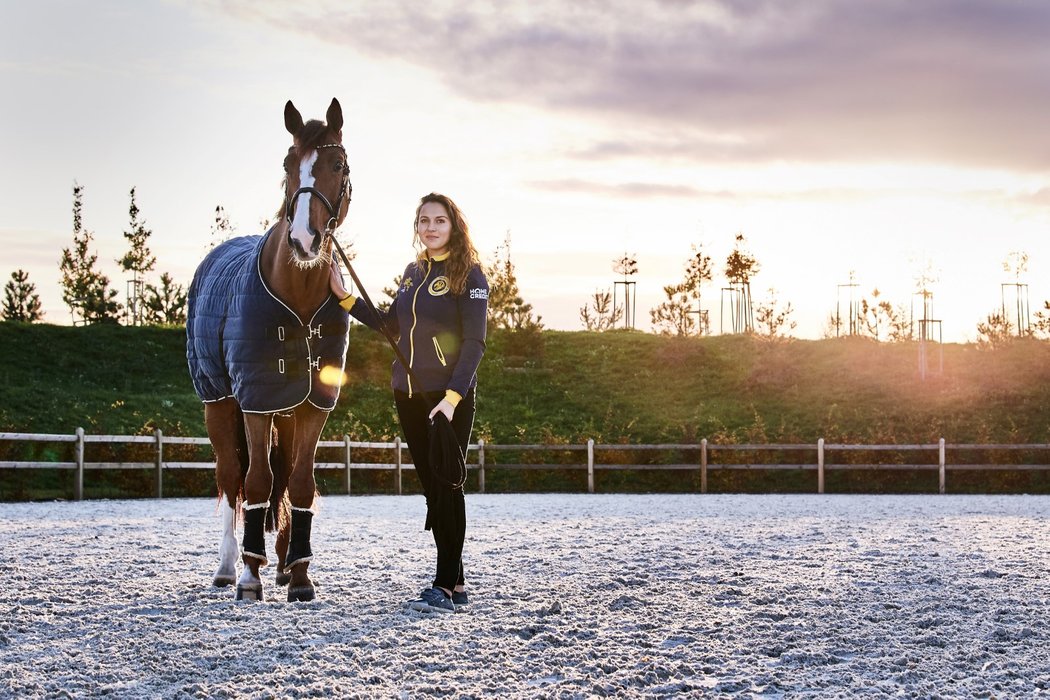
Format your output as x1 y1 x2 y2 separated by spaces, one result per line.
2 1 1048 341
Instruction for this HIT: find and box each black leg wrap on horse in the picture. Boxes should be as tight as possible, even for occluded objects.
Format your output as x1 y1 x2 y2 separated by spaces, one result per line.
286 509 313 569
241 506 268 563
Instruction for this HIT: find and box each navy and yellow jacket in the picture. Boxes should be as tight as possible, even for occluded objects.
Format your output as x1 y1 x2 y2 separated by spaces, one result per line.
340 253 488 406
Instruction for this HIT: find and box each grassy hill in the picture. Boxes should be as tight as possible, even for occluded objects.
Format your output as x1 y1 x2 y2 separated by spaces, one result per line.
2 321 1050 496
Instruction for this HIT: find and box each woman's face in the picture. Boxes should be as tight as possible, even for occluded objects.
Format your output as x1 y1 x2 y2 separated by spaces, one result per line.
416 201 452 257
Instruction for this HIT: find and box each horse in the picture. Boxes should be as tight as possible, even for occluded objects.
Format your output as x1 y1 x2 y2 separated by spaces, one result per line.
186 98 352 602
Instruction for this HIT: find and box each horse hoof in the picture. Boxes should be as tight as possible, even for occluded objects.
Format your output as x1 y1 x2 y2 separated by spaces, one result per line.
287 585 315 603
275 570 291 587
213 574 236 588
236 583 264 602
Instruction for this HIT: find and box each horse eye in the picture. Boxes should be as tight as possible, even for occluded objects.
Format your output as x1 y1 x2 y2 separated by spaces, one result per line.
333 161 344 172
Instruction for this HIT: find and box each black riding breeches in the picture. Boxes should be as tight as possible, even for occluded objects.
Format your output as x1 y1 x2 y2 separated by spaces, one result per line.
394 387 475 591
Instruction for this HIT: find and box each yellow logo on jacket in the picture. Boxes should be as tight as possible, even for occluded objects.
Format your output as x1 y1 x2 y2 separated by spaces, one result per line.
428 276 450 296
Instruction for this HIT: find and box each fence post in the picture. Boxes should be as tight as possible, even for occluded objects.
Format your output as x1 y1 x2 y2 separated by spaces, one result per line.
587 439 595 494
817 438 825 494
343 435 352 495
75 427 84 501
154 428 163 499
478 439 486 494
939 438 946 494
700 438 708 494
395 437 403 495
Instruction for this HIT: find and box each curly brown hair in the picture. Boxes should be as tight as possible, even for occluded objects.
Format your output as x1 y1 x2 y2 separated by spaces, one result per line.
413 192 480 295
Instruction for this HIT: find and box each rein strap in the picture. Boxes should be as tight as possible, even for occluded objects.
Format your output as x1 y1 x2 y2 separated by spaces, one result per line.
330 237 437 410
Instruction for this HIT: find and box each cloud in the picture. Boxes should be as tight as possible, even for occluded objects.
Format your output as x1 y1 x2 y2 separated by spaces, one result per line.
525 178 737 200
219 0 1050 171
1016 188 1050 208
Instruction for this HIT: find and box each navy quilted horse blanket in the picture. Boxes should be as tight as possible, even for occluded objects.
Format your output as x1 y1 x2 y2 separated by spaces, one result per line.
186 231 349 413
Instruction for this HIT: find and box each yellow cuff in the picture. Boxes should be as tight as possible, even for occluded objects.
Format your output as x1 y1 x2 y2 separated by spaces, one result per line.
444 389 463 408
338 294 357 311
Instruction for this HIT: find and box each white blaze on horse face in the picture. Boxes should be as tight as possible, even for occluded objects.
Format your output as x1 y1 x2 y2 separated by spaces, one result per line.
289 150 320 259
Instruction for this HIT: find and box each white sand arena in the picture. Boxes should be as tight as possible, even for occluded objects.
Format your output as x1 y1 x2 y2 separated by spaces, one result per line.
1 493 1048 698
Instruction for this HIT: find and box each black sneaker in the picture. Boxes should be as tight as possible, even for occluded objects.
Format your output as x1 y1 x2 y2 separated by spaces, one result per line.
451 590 469 606
408 587 455 613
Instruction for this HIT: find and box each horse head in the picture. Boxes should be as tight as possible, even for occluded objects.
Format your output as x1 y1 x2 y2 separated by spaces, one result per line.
282 98 352 266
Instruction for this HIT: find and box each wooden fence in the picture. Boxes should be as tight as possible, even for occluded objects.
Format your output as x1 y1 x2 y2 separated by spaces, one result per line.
3 431 1049 500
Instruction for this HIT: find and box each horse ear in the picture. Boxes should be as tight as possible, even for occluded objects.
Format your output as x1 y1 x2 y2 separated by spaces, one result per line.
285 101 304 136
326 98 343 134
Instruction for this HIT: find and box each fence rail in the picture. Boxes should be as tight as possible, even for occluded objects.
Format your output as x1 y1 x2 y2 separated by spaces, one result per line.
2 431 1049 499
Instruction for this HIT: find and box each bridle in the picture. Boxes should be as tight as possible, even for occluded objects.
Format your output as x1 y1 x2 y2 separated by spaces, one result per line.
284 142 353 245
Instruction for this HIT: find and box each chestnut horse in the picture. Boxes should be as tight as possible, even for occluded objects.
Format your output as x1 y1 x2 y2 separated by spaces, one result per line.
186 98 352 602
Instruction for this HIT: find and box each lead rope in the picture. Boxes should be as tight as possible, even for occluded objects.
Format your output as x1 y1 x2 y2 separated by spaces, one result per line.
330 237 466 491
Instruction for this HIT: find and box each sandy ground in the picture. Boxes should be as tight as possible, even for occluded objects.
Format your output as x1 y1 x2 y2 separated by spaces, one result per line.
1 493 1049 699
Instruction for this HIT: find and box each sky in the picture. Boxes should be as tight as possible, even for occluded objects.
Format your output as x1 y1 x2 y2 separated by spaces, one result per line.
2 0 1049 341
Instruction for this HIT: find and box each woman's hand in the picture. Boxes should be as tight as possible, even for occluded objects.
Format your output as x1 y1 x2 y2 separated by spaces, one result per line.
429 399 455 423
329 262 348 298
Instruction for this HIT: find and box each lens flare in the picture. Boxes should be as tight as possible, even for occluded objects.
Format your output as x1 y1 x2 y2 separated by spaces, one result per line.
319 365 348 387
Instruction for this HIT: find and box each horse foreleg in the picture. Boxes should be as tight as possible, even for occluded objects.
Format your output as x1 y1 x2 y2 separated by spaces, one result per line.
236 412 275 601
205 399 245 588
215 499 239 587
285 405 330 602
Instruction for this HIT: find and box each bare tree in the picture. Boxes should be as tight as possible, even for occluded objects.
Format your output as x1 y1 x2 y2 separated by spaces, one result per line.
723 233 760 333
1003 250 1029 280
611 252 641 329
208 205 235 251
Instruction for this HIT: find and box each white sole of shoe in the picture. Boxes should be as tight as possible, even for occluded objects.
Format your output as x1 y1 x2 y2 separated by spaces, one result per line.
407 600 454 614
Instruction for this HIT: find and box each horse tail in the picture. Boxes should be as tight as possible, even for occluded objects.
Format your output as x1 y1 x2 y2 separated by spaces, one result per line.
266 422 290 534
210 398 250 522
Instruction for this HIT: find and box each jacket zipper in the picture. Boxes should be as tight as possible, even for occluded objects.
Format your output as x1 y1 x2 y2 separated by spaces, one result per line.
432 336 447 367
406 259 432 397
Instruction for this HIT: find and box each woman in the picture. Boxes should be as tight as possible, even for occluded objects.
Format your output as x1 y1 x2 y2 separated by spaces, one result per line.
330 192 488 613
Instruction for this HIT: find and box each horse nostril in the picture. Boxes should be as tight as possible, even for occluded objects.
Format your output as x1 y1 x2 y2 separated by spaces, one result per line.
288 233 312 261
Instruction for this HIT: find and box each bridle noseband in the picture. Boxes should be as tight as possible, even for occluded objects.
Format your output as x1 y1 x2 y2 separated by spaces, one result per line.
284 143 353 242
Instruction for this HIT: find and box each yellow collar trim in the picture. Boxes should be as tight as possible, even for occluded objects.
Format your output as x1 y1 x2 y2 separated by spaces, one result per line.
429 252 451 262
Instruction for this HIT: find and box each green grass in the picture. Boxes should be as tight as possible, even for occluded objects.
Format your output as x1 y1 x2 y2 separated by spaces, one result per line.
3 321 1050 497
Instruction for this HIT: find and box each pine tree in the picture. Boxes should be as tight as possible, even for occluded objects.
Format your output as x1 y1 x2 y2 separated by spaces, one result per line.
977 312 1014 347
754 287 797 339
651 244 713 336
141 273 188 325
117 187 157 325
580 289 622 331
485 232 543 331
1033 301 1050 338
59 182 121 324
2 269 44 322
